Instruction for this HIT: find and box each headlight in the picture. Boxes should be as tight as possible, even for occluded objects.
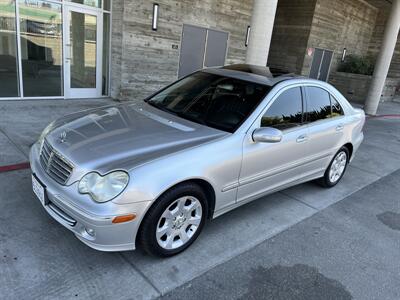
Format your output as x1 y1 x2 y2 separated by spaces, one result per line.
38 121 56 151
78 171 129 203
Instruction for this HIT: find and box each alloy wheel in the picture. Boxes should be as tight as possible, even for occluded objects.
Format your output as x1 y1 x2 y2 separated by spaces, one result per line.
329 151 347 183
156 196 203 250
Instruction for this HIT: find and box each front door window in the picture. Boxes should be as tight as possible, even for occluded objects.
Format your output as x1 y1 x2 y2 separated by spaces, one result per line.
261 87 304 130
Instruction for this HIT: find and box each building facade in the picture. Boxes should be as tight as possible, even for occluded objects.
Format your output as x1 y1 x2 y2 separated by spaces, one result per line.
0 0 112 99
268 0 400 103
0 0 254 100
1 0 399 113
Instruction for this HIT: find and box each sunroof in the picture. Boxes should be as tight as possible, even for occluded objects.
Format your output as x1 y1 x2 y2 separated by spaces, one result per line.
222 64 290 78
222 64 272 77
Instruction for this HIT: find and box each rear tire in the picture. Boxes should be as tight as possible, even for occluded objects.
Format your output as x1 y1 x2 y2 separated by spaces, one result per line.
317 146 349 188
137 183 208 257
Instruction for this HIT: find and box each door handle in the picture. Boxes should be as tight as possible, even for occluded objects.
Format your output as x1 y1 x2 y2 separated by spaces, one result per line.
296 134 308 143
336 124 344 132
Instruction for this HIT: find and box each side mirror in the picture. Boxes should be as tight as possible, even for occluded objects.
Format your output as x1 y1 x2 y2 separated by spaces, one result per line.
252 127 283 143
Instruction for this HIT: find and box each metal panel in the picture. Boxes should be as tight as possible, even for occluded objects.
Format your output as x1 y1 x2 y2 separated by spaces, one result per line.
204 29 228 68
309 48 323 79
319 50 333 82
178 25 207 78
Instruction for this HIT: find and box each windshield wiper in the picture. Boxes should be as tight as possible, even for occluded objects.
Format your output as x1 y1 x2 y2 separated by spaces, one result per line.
175 112 207 126
147 101 209 127
147 100 179 117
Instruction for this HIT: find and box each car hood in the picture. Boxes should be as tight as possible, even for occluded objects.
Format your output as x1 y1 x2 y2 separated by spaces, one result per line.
46 102 227 181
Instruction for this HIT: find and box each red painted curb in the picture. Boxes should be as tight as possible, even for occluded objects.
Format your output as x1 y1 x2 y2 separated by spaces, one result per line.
0 162 31 173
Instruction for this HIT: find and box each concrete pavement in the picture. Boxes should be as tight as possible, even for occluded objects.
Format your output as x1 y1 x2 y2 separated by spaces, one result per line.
0 98 111 159
162 169 400 300
0 99 399 299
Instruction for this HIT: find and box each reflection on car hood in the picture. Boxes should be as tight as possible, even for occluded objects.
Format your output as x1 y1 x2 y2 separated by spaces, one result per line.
46 102 227 175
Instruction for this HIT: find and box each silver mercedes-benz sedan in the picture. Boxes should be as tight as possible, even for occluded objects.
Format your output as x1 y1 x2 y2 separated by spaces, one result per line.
30 64 365 257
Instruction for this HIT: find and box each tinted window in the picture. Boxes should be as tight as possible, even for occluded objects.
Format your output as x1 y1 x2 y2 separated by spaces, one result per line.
331 96 344 117
146 72 270 133
261 87 303 130
306 87 331 122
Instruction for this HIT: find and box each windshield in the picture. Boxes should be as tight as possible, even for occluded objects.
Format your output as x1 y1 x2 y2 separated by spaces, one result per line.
146 72 270 132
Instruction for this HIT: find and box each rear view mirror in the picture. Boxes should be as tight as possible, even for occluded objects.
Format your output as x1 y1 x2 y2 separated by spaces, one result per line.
252 127 283 143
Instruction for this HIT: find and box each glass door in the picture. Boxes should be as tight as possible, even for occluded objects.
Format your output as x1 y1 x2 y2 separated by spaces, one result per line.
63 5 102 98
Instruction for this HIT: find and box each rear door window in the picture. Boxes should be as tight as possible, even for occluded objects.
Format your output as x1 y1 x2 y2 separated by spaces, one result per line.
306 87 332 122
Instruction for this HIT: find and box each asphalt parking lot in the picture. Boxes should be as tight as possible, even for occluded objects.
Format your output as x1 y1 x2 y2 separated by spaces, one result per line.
0 99 399 299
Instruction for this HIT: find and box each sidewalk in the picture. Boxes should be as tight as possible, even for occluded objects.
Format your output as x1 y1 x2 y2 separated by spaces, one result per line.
0 98 112 164
0 98 399 299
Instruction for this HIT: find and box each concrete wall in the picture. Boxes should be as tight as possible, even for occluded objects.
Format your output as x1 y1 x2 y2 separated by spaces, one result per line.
266 0 400 103
267 0 316 74
267 0 379 78
110 0 253 100
110 0 124 99
302 0 378 76
329 3 400 103
329 72 371 103
368 8 400 78
330 71 398 103
367 8 400 100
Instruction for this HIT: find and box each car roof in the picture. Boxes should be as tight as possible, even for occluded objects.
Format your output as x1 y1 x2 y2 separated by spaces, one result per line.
201 64 303 86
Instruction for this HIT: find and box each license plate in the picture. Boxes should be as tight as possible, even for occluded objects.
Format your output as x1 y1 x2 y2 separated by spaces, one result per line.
32 175 45 206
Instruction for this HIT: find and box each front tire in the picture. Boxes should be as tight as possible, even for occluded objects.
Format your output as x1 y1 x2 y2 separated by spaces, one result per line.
318 147 349 188
138 183 208 257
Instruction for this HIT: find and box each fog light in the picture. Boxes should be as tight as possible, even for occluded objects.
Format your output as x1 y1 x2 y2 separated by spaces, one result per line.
85 228 95 237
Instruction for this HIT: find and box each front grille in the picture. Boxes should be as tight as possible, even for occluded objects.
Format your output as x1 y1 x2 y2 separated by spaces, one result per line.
40 139 73 185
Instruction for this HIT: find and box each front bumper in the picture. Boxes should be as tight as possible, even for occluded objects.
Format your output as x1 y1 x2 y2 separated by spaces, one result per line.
29 144 151 252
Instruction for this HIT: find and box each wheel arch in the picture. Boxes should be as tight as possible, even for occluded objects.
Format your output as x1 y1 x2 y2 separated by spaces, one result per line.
343 142 353 159
135 178 216 248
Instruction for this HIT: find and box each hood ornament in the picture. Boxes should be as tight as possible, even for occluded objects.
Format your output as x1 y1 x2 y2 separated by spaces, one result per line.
59 131 67 143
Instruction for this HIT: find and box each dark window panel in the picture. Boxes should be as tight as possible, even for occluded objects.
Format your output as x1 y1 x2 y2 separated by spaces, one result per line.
261 87 303 130
19 0 63 97
147 72 270 133
306 87 331 122
0 0 19 97
331 95 344 117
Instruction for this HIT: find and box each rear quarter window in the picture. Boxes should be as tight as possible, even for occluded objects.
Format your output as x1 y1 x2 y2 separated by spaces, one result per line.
331 96 344 117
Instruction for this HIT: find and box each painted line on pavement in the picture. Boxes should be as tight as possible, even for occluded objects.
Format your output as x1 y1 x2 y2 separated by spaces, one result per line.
367 114 400 119
0 162 30 173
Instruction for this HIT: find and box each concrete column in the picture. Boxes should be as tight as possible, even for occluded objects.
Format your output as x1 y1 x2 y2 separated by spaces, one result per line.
364 0 400 115
245 0 278 66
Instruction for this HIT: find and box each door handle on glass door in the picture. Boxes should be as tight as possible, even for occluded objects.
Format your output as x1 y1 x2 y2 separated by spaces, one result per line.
296 135 308 143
